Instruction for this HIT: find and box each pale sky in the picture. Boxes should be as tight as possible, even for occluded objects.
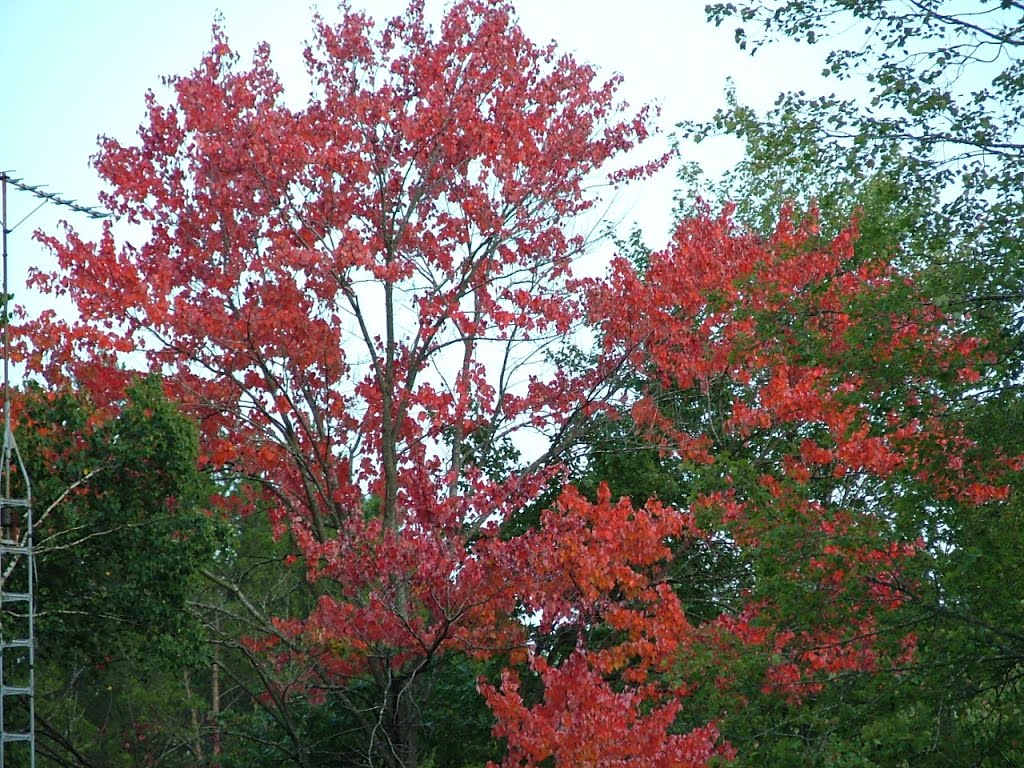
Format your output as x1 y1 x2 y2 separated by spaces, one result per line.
0 0 830 312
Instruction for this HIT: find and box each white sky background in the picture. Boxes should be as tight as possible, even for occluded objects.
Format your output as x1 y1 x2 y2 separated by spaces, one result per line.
0 0 832 320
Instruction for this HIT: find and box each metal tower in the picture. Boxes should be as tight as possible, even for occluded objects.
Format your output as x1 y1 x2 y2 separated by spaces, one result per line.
0 171 34 767
0 172 106 766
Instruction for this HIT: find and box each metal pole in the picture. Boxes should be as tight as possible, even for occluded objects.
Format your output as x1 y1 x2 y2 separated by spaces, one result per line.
0 168 6 768
2 172 10 499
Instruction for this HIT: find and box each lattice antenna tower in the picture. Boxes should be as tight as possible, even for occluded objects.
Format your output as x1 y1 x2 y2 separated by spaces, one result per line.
0 171 107 767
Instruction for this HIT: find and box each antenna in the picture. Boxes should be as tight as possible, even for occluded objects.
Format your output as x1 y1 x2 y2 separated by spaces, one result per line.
1 174 108 222
0 170 107 767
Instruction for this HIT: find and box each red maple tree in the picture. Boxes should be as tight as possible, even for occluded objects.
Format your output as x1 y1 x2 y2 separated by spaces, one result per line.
23 2 669 765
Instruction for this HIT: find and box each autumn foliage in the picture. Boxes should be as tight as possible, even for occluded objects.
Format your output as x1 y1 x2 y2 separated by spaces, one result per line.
586 206 1012 707
17 2 1014 766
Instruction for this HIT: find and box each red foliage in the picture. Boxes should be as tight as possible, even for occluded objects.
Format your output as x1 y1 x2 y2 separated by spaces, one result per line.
484 653 729 768
20 2 678 765
584 203 1013 712
18 1 1012 764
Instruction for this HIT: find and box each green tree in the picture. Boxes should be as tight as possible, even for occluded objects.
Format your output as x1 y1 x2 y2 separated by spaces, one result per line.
696 1 1024 344
8 378 223 766
671 3 1024 764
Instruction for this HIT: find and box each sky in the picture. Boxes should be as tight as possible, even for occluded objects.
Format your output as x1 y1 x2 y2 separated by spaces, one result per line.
0 0 832 315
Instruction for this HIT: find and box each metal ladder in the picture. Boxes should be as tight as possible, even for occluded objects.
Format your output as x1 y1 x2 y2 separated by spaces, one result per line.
0 430 34 767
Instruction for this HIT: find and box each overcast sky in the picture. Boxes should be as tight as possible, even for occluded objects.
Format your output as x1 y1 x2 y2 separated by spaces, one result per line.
0 0 830 309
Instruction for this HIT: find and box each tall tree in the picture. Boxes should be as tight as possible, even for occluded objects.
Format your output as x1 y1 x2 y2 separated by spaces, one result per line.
679 3 1024 763
23 2 660 766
